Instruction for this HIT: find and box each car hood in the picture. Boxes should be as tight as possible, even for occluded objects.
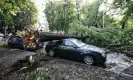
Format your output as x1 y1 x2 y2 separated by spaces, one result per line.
79 44 105 53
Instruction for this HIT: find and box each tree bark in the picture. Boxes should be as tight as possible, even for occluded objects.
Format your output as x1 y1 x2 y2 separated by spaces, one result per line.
121 17 128 29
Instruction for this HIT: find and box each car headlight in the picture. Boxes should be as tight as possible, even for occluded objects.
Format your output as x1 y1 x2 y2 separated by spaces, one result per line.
102 53 106 57
101 50 106 57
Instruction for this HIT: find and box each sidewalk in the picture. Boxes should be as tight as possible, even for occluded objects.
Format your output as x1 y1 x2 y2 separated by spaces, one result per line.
0 47 35 65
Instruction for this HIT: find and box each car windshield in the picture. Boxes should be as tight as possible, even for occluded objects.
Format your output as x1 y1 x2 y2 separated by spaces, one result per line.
70 39 86 47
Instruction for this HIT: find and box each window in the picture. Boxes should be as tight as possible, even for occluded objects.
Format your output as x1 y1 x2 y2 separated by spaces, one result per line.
10 36 22 42
64 40 75 46
70 39 86 47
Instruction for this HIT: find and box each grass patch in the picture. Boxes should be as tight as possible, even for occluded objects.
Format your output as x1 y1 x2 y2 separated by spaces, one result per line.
0 41 7 47
25 68 51 80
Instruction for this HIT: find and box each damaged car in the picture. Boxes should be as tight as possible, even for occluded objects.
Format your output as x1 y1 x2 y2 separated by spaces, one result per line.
7 35 44 51
45 38 107 65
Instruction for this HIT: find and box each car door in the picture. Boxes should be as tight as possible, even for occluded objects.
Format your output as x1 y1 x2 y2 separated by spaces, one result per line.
17 36 24 48
53 40 64 56
62 40 81 59
12 36 23 47
9 36 18 46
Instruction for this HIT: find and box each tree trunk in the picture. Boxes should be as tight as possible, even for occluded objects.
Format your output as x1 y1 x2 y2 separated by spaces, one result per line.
39 32 82 42
121 17 128 29
121 21 126 29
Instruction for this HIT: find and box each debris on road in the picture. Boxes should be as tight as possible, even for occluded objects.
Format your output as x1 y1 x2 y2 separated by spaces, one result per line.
0 46 133 80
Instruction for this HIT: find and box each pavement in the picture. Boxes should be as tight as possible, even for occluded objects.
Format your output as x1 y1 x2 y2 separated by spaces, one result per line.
106 53 133 79
0 46 35 79
0 47 35 66
122 65 133 77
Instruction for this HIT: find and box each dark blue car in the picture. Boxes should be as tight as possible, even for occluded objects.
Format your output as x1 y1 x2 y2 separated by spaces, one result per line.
45 38 107 65
7 35 44 51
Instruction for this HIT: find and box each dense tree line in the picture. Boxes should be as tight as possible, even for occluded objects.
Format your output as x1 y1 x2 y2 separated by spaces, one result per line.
45 0 76 33
45 0 133 46
0 0 38 33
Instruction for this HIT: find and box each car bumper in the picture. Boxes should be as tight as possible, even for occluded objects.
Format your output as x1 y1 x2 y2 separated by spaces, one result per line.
95 53 107 64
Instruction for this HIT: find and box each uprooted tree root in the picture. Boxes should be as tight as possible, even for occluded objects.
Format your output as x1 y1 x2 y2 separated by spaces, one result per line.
3 54 52 79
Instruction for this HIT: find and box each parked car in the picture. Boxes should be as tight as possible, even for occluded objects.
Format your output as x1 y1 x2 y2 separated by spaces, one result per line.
7 35 44 51
45 38 107 65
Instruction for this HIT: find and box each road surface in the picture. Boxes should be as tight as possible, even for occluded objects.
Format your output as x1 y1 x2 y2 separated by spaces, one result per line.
0 45 133 80
0 46 35 79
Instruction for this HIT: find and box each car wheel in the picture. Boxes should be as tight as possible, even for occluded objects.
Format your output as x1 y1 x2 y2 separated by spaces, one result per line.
84 56 95 65
48 50 55 57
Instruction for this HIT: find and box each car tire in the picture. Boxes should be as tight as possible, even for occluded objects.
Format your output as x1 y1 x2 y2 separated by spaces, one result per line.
84 55 95 65
48 50 55 57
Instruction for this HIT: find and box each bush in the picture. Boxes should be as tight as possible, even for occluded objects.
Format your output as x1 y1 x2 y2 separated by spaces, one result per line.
0 41 7 47
85 27 123 46
25 70 50 80
122 28 133 44
68 21 132 46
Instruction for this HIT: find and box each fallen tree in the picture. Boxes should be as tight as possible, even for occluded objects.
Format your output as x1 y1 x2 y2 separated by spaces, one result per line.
39 32 83 42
